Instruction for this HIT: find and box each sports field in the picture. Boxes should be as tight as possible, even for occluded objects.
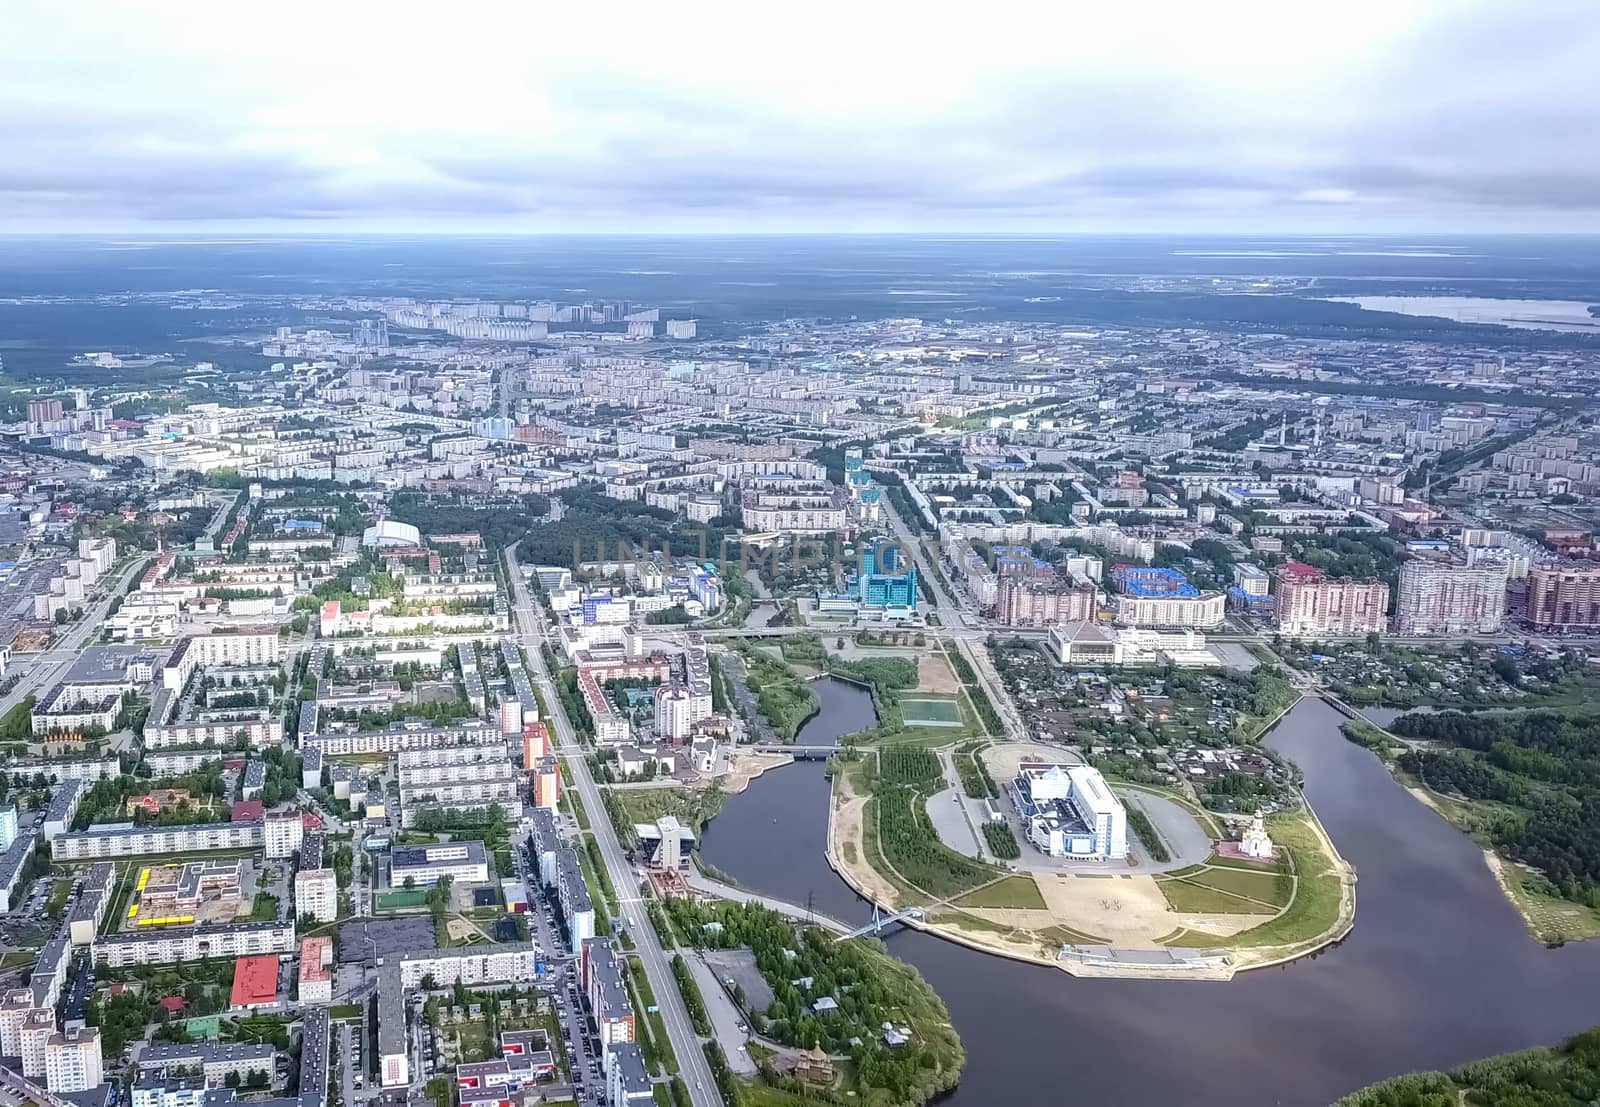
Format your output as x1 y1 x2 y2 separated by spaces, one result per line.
900 696 963 727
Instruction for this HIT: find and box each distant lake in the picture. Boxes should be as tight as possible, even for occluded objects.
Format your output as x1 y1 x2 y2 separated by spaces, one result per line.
1323 295 1600 332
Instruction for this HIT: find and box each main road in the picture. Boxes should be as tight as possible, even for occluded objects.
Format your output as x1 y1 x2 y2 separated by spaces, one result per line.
0 553 151 720
503 544 725 1107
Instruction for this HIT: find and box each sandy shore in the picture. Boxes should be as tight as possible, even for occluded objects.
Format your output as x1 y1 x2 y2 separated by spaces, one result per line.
720 750 794 795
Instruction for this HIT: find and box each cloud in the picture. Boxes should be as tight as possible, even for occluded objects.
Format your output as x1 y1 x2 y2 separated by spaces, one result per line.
1 0 1598 231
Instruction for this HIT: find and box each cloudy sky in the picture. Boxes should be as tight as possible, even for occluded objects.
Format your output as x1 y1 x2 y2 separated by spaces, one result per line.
4 0 1598 233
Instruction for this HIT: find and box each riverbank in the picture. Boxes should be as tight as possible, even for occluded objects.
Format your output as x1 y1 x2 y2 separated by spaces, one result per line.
821 746 1354 980
1341 715 1600 944
720 749 793 795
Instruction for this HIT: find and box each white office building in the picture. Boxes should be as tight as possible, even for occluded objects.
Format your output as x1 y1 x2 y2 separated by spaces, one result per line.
1011 764 1127 860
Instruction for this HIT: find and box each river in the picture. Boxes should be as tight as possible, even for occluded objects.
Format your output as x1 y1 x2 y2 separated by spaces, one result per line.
698 681 1600 1106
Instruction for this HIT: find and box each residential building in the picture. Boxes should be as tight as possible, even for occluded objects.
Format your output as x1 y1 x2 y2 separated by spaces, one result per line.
1527 563 1600 629
606 1043 653 1107
532 758 560 810
1395 558 1508 635
397 944 541 989
294 868 338 924
53 818 264 861
137 1042 275 1087
1113 566 1225 629
299 937 333 1004
264 811 304 859
579 940 634 1053
1274 562 1390 637
994 578 1095 627
90 921 295 968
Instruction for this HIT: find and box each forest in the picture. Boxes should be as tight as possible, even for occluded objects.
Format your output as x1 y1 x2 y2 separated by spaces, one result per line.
1337 1025 1600 1106
1393 710 1600 905
516 484 736 571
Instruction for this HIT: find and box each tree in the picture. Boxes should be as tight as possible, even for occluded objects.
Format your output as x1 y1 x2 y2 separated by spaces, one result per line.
403 876 416 891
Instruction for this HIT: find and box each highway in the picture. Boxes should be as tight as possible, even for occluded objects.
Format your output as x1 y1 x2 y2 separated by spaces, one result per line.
504 543 725 1107
0 553 151 720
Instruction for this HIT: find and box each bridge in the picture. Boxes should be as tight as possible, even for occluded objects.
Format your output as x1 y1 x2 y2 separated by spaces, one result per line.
835 904 925 941
752 743 839 760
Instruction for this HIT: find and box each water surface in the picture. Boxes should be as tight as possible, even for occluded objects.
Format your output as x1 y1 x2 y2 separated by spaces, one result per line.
702 690 1600 1106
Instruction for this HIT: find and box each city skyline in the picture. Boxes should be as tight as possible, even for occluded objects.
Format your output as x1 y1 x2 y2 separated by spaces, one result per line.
4 1 1599 233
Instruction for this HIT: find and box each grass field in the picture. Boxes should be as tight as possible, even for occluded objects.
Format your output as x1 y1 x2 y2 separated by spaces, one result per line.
899 696 963 727
1157 878 1280 915
1501 865 1600 943
1182 866 1287 904
952 876 1046 911
1169 811 1348 950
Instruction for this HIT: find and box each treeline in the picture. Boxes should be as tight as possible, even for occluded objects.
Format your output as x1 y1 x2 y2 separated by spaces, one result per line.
981 822 1020 860
947 648 1004 735
1394 709 1600 905
954 744 999 801
1125 805 1170 863
1337 1025 1600 1106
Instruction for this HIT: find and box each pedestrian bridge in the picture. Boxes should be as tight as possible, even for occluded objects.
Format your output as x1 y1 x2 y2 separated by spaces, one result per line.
835 904 925 941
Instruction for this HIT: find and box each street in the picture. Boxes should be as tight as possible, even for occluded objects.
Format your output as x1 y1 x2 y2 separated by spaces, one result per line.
504 543 724 1107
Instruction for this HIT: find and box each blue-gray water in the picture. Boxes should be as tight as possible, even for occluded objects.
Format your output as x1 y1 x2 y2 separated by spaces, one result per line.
699 684 1600 1106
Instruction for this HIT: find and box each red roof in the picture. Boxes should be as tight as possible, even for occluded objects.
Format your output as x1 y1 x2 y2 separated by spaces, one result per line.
302 812 323 830
1278 561 1325 580
159 995 188 1014
230 956 279 1009
231 800 266 822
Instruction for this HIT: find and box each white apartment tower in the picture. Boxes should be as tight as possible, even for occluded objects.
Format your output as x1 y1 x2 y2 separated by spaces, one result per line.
1395 559 1509 635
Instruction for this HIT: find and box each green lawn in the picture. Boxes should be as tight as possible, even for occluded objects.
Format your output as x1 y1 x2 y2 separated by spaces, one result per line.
1156 878 1280 915
1182 866 1290 906
328 1004 363 1020
1169 811 1348 949
951 876 1046 911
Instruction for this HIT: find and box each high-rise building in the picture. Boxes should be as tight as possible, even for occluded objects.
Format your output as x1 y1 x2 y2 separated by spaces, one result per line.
654 685 695 742
27 399 64 427
263 811 304 859
858 540 918 609
0 805 16 851
1527 563 1600 629
665 320 697 340
1113 567 1226 629
1274 562 1390 637
499 699 523 736
1395 558 1508 635
45 1026 103 1092
532 757 560 811
994 578 1096 627
522 722 550 769
293 868 338 924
